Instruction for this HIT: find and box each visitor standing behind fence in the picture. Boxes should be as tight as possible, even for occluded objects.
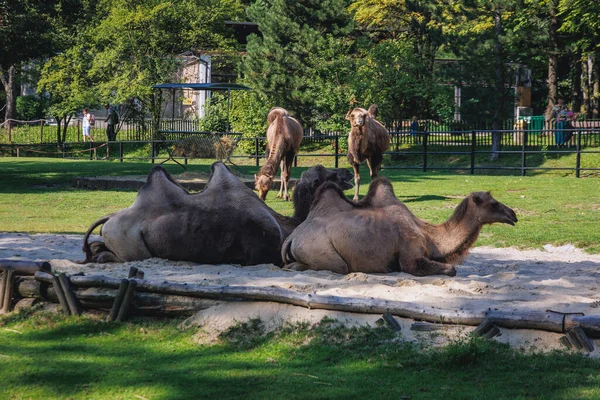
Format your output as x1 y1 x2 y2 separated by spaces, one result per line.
550 99 569 147
105 104 119 141
82 108 94 143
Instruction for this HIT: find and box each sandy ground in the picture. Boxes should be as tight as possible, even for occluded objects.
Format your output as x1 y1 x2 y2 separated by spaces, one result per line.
2 231 600 355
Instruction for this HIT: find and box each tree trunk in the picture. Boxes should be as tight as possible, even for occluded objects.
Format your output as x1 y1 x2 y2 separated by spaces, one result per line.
490 8 504 161
582 54 591 118
546 0 559 119
55 117 62 143
61 115 72 143
571 51 582 112
593 50 600 118
0 65 17 123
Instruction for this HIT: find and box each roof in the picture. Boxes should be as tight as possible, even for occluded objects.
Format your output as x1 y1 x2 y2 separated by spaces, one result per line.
152 83 251 91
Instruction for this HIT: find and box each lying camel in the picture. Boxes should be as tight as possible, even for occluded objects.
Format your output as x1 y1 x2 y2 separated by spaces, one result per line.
82 162 353 266
282 179 517 276
255 107 303 201
346 105 390 201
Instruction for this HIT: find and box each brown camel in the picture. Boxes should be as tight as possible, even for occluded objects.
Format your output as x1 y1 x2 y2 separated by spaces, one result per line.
282 179 517 277
346 104 390 201
82 162 353 266
255 107 303 201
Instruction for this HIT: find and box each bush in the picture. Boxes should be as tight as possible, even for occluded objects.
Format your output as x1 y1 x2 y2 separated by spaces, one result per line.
16 95 45 121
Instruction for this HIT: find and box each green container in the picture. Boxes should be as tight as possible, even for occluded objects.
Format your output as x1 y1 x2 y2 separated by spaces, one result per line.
518 115 546 134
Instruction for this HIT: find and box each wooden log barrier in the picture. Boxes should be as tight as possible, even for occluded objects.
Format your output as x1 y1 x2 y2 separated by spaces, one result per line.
32 272 600 338
108 280 129 321
1 269 15 313
116 280 137 322
0 260 51 275
0 269 7 311
51 274 70 314
58 273 82 316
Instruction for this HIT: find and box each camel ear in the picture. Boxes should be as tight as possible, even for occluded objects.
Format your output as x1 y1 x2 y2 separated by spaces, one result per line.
345 110 352 120
472 194 483 205
254 174 258 182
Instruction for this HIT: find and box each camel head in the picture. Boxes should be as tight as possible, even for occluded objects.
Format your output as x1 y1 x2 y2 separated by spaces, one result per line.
254 173 272 201
346 108 369 128
468 192 518 226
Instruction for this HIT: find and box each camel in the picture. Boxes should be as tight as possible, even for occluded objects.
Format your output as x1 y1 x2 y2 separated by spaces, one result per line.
254 107 304 201
282 179 517 277
82 162 353 266
346 104 390 201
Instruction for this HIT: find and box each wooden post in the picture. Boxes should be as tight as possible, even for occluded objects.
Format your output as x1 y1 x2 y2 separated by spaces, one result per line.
58 273 82 316
7 120 12 143
51 274 70 314
108 279 129 321
255 137 260 167
116 280 137 322
0 260 51 275
470 318 494 337
334 135 339 168
1 269 15 313
470 130 476 175
566 326 595 352
0 269 7 311
40 120 44 144
382 312 401 332
128 267 139 279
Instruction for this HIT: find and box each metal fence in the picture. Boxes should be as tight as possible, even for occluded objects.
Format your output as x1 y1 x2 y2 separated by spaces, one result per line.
1 126 600 177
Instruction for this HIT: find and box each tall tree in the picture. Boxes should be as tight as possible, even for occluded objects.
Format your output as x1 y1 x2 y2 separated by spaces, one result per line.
242 0 355 126
0 0 53 122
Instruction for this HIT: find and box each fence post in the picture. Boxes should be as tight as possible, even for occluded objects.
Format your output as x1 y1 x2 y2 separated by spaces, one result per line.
151 141 155 164
40 120 44 144
62 143 66 158
255 137 260 167
7 120 12 143
89 141 93 160
119 141 124 162
422 130 428 172
521 129 528 176
575 128 582 178
470 130 476 175
334 135 339 169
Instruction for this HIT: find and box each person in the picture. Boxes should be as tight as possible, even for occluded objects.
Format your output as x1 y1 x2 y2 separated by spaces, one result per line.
410 116 422 144
82 108 94 143
104 104 119 141
550 99 569 147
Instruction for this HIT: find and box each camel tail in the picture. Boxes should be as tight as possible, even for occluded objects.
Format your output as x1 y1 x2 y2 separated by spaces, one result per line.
82 216 110 263
368 104 379 119
267 107 289 124
282 238 296 265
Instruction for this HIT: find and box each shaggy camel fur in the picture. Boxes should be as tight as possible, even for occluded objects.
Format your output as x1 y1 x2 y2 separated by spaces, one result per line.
282 179 517 277
346 105 390 201
82 162 353 266
255 107 303 201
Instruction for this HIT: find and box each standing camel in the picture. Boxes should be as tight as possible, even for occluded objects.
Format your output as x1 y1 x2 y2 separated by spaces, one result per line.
255 107 303 201
282 179 517 277
346 104 390 201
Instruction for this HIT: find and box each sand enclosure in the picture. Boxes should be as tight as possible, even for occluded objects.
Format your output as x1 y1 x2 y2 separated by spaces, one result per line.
2 232 600 355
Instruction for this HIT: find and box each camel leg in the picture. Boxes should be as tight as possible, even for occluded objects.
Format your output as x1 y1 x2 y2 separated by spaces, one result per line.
281 151 295 201
367 152 383 178
351 161 361 202
403 258 457 277
277 158 285 199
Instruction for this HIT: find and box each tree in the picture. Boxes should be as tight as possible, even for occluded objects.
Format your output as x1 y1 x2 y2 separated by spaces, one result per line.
242 0 355 127
87 0 242 137
0 0 54 122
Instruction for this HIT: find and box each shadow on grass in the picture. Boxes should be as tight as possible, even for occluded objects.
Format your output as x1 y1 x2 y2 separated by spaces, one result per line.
1 313 600 399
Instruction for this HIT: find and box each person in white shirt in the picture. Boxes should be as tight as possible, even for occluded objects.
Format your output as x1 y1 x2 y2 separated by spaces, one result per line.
82 108 94 142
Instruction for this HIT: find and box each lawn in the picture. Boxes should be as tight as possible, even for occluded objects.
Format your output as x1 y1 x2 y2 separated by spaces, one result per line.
1 310 600 400
1 157 600 399
1 157 599 252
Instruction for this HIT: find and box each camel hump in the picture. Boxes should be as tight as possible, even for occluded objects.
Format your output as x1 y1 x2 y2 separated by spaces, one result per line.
205 161 253 193
310 181 355 214
267 107 290 124
359 178 402 208
135 165 189 207
368 104 379 118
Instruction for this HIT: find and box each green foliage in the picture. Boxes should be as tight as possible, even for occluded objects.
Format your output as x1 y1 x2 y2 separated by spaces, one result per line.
15 95 45 120
198 93 229 132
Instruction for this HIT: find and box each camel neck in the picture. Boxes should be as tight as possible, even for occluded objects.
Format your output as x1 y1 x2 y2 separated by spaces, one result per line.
424 209 482 264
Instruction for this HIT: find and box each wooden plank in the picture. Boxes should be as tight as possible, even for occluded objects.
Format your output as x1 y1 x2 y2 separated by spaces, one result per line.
382 312 402 332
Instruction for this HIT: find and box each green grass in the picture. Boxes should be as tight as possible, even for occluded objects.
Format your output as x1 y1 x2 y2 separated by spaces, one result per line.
1 157 599 252
1 309 600 400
